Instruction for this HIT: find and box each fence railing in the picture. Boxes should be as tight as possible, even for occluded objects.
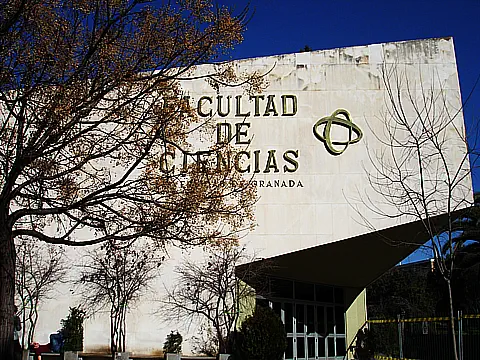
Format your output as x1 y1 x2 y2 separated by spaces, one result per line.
365 312 480 360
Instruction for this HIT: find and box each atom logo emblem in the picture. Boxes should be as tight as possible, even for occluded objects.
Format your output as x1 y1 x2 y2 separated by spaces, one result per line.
313 109 363 155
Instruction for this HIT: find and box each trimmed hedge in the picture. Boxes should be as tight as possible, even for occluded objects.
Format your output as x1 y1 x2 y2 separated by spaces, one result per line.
235 306 287 360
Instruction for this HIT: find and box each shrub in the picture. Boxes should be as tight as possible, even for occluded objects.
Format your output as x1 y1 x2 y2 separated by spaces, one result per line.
235 305 287 360
191 325 219 357
61 306 86 352
163 331 183 354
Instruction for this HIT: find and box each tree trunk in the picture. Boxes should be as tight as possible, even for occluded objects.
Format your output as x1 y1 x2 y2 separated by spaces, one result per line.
216 326 225 354
0 224 16 360
110 312 115 358
447 279 459 360
120 308 126 353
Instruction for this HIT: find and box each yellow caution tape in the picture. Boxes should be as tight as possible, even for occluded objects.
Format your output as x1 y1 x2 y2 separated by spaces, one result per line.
375 356 419 360
463 314 480 319
369 314 480 323
402 317 451 323
369 317 450 323
368 319 399 324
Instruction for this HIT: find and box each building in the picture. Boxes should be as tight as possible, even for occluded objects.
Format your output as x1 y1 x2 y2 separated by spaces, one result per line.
35 37 472 359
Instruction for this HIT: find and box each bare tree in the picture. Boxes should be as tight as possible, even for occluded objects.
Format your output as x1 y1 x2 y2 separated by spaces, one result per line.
0 1 261 357
363 63 476 360
15 238 68 348
162 241 269 354
77 240 162 355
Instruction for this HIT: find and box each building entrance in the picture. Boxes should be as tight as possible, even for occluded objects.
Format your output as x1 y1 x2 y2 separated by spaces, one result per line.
266 278 346 360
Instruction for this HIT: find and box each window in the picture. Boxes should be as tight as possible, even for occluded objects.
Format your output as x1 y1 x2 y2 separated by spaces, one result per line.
271 278 294 298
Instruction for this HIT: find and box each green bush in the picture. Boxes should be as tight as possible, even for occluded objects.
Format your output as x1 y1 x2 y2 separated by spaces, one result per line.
163 331 183 354
61 306 86 352
235 306 287 360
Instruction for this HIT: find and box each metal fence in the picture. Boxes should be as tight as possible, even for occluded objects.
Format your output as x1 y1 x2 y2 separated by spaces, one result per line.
367 313 480 360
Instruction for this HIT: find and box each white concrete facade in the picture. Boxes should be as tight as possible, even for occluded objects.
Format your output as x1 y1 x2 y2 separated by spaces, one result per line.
33 38 471 356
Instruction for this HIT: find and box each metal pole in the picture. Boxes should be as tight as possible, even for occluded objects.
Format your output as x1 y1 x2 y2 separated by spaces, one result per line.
458 310 463 360
397 314 403 359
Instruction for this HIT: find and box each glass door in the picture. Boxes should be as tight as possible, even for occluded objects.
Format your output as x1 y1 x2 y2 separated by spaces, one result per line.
268 280 346 360
306 305 316 360
295 303 306 360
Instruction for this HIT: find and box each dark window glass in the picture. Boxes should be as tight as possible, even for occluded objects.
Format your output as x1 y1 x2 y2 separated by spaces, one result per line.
318 337 325 357
316 284 334 303
307 337 315 359
335 306 345 334
285 302 293 333
297 337 305 359
328 337 335 357
317 306 325 334
326 307 334 334
306 305 314 334
296 304 305 334
334 287 344 304
271 278 294 298
295 282 314 301
285 337 294 359
336 337 346 356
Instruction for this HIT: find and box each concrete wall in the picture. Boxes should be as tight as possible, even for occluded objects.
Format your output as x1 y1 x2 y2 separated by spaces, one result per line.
345 289 367 352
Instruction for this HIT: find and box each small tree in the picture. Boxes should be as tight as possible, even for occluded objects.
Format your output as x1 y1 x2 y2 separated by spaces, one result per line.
162 241 268 354
77 241 162 355
363 63 476 360
61 306 86 352
299 45 313 52
191 324 219 357
163 330 182 355
235 305 287 360
15 238 68 348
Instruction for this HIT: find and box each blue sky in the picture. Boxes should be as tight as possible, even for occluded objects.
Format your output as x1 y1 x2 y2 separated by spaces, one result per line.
219 0 480 191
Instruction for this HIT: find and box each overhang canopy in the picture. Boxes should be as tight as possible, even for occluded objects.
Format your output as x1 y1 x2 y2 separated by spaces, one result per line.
239 212 457 294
